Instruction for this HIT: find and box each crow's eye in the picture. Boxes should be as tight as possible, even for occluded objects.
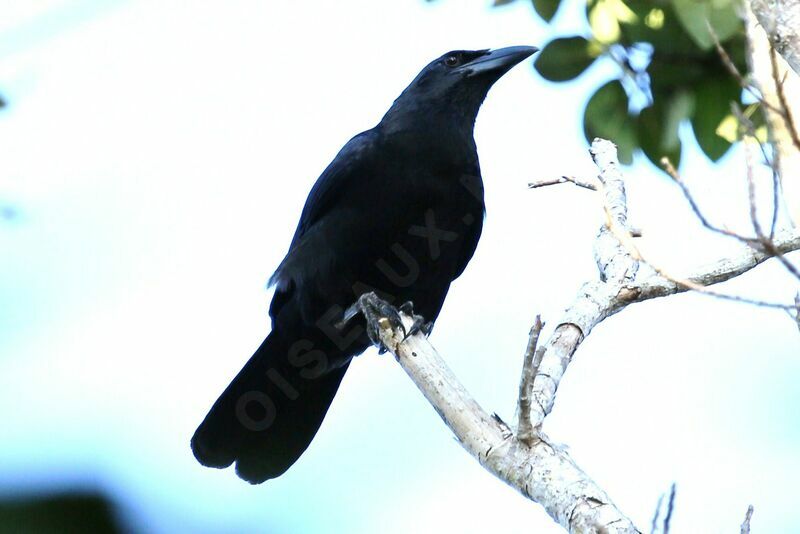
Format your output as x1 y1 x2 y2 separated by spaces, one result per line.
444 55 460 67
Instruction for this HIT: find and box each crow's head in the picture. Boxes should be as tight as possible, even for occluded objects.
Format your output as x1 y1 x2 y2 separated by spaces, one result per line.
383 46 538 131
414 47 538 89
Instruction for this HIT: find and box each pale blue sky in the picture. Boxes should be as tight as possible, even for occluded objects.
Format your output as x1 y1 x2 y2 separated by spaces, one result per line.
1 1 799 533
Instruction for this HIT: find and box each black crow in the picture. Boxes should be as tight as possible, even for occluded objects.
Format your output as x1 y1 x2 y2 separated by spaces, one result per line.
192 46 537 483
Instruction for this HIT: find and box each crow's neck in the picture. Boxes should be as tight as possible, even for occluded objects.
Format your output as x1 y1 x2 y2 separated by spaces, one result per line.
381 83 488 133
379 101 482 154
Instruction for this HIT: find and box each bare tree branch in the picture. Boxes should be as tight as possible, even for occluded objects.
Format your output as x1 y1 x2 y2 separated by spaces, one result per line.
374 312 641 533
516 315 544 446
529 140 800 431
358 139 799 533
529 175 598 191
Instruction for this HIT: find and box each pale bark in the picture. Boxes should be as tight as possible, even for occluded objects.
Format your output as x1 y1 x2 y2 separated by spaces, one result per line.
749 0 800 76
376 314 640 533
528 140 800 430
367 139 800 533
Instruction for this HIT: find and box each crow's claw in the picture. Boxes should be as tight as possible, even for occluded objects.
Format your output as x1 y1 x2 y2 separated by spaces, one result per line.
406 319 434 340
351 292 405 352
398 301 415 315
412 319 434 338
398 301 432 340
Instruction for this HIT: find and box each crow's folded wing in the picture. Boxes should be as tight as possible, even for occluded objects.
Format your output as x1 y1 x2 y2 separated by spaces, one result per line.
268 129 378 293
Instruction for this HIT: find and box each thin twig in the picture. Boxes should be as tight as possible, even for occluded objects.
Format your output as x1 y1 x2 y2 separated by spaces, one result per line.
602 204 798 310
662 484 676 534
529 173 644 236
516 315 544 446
528 175 598 190
650 493 664 534
661 158 760 246
769 46 800 151
663 154 800 283
743 139 800 281
735 106 800 279
706 20 786 117
743 141 767 239
740 505 754 534
769 145 782 240
733 102 782 239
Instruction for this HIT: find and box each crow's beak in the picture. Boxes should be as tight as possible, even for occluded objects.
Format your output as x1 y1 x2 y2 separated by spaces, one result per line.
463 45 538 76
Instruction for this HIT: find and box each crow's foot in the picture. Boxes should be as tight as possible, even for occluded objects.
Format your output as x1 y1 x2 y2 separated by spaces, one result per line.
398 301 433 340
349 292 405 353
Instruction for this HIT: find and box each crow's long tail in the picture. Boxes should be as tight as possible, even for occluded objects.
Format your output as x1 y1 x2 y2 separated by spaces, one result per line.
191 331 349 483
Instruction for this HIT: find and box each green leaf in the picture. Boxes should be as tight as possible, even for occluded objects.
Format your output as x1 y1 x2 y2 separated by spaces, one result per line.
637 90 693 168
534 36 598 82
610 0 653 19
532 0 562 22
618 3 706 56
493 0 517 5
648 57 708 92
587 0 639 44
671 0 741 49
690 76 740 161
583 80 636 164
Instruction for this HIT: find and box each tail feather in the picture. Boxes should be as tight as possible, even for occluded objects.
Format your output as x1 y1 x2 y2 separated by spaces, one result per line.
191 331 349 483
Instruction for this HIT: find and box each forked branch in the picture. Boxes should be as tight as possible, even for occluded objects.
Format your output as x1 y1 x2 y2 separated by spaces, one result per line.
365 139 799 533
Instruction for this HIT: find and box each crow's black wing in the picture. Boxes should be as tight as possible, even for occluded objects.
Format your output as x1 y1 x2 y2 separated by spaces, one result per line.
290 131 377 247
268 129 378 291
